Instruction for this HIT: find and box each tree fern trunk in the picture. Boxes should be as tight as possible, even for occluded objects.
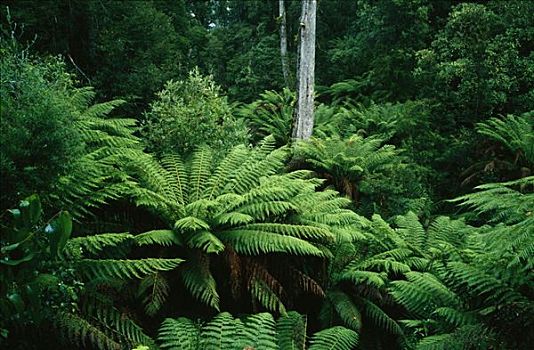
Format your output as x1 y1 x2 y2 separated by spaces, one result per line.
292 0 316 140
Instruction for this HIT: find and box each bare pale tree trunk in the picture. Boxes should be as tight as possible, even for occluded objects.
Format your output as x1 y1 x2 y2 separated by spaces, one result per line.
292 0 316 140
279 0 290 87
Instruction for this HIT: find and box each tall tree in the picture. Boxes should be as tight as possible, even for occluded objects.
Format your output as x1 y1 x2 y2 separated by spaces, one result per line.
292 0 316 140
279 0 290 87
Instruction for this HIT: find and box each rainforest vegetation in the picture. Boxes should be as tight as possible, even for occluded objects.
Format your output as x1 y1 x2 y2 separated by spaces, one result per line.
0 1 533 349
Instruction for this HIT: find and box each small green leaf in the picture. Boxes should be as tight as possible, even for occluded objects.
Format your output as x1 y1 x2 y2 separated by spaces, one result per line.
49 211 73 257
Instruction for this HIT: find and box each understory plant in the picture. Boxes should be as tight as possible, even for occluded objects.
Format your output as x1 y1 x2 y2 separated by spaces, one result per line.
0 195 184 350
118 137 359 314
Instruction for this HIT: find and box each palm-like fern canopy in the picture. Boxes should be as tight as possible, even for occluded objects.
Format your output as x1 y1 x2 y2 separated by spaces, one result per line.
120 137 358 311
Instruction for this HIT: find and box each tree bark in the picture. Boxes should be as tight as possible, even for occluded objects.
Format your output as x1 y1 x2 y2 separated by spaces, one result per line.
292 0 316 140
279 0 290 88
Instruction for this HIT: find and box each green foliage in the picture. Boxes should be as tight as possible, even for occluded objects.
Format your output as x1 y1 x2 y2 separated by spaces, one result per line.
237 88 295 146
0 34 82 208
141 69 249 157
92 0 194 112
294 134 430 218
308 326 359 350
477 112 534 165
157 311 357 350
3 2 534 349
0 196 182 349
50 86 142 219
120 138 354 311
414 2 534 125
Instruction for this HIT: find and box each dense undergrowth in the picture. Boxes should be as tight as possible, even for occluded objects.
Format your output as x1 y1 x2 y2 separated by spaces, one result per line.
1 1 533 349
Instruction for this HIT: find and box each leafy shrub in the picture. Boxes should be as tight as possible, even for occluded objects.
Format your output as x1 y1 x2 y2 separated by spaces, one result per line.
0 36 82 208
0 195 182 350
141 69 249 158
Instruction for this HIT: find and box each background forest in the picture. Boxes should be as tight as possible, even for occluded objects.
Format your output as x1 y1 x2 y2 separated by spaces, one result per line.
0 0 532 349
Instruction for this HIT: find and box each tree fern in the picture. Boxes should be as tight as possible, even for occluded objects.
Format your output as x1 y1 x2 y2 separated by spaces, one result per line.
118 138 352 311
51 87 142 218
476 112 534 165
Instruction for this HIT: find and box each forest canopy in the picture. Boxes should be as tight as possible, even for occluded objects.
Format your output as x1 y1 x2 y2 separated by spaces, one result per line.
0 1 532 349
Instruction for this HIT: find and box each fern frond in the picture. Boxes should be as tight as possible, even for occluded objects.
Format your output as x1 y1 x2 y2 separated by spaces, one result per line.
308 326 359 350
189 146 213 202
416 324 496 350
395 211 426 251
181 254 220 310
78 258 184 280
357 259 411 275
240 223 334 241
183 230 225 253
276 311 307 350
218 230 326 256
160 154 188 210
358 297 403 335
250 278 287 315
135 230 181 247
158 317 200 350
200 312 243 350
138 273 170 316
432 307 477 328
56 311 121 350
241 313 279 349
326 291 362 331
204 145 250 200
87 305 156 349
338 270 386 289
476 112 534 164
65 233 133 257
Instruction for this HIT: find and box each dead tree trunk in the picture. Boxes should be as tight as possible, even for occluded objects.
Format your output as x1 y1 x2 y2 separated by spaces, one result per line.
279 0 290 88
292 0 316 140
